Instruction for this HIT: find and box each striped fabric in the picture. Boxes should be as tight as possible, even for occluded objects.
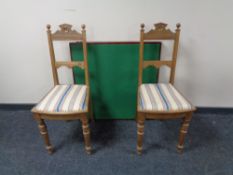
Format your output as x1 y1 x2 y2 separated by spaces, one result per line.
138 83 193 112
34 85 87 113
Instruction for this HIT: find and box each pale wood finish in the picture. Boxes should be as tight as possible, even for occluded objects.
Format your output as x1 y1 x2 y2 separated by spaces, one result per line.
143 23 176 40
55 61 84 69
52 24 82 41
138 22 180 86
137 22 195 154
47 24 90 86
136 113 145 155
143 60 173 69
81 117 91 154
177 112 192 153
32 24 92 155
47 25 59 85
34 114 54 154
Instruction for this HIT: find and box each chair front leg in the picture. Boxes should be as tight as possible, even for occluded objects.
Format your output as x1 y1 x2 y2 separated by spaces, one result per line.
137 113 145 155
81 117 92 154
177 112 193 153
35 116 54 154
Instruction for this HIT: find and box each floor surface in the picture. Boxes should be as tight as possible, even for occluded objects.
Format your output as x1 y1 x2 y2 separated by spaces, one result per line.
0 110 233 175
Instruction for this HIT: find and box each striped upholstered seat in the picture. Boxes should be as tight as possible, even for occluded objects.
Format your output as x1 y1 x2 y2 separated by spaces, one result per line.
34 85 87 113
138 83 193 112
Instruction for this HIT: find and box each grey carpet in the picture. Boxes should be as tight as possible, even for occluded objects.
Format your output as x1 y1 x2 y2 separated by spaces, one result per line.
0 110 233 175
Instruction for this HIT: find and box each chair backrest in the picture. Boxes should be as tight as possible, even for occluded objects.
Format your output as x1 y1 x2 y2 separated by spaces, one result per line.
138 22 181 86
47 23 89 86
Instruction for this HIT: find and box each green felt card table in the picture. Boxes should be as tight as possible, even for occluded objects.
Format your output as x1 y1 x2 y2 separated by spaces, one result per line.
70 41 161 119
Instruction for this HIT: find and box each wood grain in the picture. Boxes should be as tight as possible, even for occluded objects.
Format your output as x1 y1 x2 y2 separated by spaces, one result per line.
32 23 92 155
137 22 195 154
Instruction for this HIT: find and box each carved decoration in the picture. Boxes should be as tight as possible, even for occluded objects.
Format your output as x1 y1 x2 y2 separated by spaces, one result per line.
147 23 174 35
154 23 170 32
60 24 72 32
52 23 82 40
56 24 77 33
144 22 175 39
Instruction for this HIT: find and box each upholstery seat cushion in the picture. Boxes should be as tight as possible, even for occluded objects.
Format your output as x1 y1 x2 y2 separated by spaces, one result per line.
34 85 87 113
138 83 193 112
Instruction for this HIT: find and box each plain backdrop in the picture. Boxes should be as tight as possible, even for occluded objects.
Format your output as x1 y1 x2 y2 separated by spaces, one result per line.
0 0 233 107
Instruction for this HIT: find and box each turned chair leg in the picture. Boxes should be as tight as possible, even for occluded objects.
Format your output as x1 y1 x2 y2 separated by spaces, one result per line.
81 117 92 154
137 114 145 155
37 118 54 154
177 112 193 153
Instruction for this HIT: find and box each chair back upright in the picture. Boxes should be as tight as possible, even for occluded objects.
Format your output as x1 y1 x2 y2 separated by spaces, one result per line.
138 22 181 86
47 24 89 86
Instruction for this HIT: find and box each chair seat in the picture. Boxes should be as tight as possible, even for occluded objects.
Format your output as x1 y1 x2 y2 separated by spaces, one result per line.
34 85 87 113
138 83 193 112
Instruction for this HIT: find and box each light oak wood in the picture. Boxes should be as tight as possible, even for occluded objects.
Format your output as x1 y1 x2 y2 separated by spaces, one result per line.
32 24 92 155
82 24 90 87
55 61 84 69
177 112 192 153
136 113 145 155
137 22 195 154
34 115 54 154
143 60 172 69
52 24 82 41
47 25 59 85
138 24 145 87
81 116 91 154
143 23 176 40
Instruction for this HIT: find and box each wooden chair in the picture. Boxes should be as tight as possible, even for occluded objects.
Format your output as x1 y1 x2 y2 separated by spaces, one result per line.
136 22 196 154
31 24 91 154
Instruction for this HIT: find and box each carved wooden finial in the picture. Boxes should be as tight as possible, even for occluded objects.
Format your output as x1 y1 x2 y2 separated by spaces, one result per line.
47 24 51 30
141 23 145 29
176 23 181 29
81 24 86 30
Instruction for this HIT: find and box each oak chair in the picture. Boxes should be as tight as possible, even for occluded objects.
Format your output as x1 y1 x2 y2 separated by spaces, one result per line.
136 22 196 154
31 24 91 154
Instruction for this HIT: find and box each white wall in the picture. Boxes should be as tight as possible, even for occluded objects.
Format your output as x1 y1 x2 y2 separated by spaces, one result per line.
0 0 233 107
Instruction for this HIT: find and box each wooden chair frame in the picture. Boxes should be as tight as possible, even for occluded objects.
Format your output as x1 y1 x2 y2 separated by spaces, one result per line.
31 24 91 154
136 22 196 154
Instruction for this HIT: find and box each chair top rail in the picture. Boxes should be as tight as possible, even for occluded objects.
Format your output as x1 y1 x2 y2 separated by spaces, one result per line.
141 23 180 40
48 23 83 41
